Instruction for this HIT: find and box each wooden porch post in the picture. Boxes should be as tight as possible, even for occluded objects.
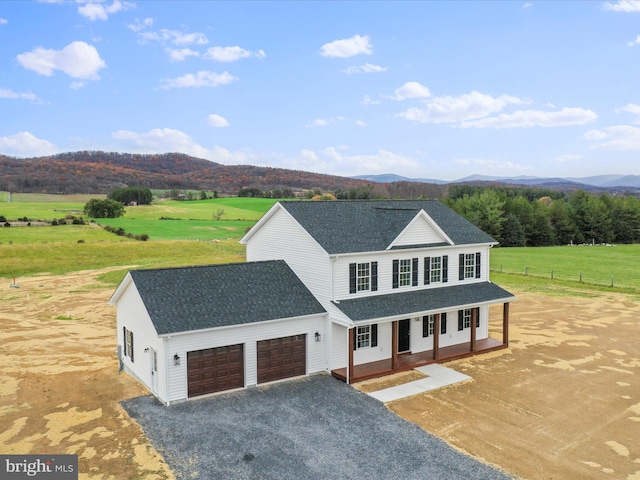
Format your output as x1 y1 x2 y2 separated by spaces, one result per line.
433 314 440 361
348 328 354 384
391 320 398 370
470 308 477 352
503 302 510 346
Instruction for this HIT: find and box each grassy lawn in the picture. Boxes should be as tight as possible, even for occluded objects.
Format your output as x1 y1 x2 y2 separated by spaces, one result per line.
491 244 640 291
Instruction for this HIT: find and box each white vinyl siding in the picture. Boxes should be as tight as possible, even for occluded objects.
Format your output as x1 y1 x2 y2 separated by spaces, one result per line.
115 282 166 402
165 314 327 404
244 206 332 304
391 214 448 247
353 322 391 366
331 323 348 370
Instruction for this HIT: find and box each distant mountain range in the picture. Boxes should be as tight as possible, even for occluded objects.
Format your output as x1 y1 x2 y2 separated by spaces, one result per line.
353 173 640 191
0 150 637 196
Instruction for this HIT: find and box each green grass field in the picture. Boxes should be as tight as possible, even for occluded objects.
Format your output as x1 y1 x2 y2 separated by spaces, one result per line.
2 193 639 296
491 244 640 291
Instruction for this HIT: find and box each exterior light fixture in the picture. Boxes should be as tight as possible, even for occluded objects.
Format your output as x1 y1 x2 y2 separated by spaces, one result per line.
315 332 321 342
173 354 181 366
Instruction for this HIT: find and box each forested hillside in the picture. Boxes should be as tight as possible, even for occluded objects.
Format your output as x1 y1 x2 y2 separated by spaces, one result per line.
0 151 375 194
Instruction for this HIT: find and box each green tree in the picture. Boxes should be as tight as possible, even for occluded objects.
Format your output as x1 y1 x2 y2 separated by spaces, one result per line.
83 199 125 218
108 186 153 205
452 189 506 241
501 214 526 247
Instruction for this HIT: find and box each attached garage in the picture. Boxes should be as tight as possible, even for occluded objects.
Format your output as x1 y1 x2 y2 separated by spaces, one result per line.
257 334 306 384
187 344 244 398
110 260 327 405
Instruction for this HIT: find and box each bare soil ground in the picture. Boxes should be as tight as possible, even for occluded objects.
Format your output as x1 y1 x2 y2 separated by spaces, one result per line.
0 269 173 480
1 269 639 479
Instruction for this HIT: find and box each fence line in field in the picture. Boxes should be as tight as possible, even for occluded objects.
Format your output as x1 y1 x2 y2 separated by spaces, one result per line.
492 264 637 291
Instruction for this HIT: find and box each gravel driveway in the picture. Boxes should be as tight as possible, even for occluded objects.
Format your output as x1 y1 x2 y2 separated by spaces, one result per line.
122 375 512 480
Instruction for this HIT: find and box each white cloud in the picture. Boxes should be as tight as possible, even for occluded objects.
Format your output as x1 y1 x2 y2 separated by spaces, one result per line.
203 46 266 62
0 18 7 25
459 107 598 128
343 63 388 74
138 29 209 46
320 34 372 58
305 116 346 128
207 114 230 127
111 127 252 163
556 154 582 163
168 48 200 61
389 81 431 100
69 81 85 90
362 95 380 105
522 2 533 8
628 35 640 46
397 90 524 124
603 0 640 12
312 147 419 176
0 132 58 157
160 71 236 89
78 1 130 21
453 157 533 173
584 125 640 149
617 103 640 120
355 120 366 127
128 17 154 32
0 88 37 100
17 41 106 79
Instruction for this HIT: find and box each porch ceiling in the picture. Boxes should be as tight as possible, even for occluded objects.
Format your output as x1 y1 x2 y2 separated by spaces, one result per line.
332 281 515 322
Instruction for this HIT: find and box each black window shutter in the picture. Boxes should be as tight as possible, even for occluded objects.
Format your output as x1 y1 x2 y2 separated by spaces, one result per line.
458 310 464 331
353 328 357 350
441 312 447 334
475 252 481 278
424 257 431 285
371 324 378 347
459 253 465 280
371 262 378 291
412 258 419 286
422 316 429 337
476 307 480 327
130 331 134 362
349 263 356 294
392 260 399 288
442 255 448 283
123 327 127 356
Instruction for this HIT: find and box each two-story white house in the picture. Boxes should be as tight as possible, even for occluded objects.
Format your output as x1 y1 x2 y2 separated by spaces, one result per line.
241 200 515 384
110 200 515 405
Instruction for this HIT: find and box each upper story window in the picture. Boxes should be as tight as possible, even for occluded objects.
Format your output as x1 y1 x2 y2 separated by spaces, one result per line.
349 262 378 294
393 258 418 289
459 252 481 281
424 255 448 285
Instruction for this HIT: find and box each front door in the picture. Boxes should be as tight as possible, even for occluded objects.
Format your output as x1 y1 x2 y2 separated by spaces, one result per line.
398 319 411 353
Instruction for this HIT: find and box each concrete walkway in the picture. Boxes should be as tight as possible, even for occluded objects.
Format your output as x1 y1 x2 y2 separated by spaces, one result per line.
367 364 472 402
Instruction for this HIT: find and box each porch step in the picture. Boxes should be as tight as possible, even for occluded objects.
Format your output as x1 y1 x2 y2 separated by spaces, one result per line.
367 364 471 403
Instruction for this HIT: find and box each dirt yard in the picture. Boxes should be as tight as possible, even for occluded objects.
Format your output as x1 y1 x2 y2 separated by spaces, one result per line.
1 270 639 479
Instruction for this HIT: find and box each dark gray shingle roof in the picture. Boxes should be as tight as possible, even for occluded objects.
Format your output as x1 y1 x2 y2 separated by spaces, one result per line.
279 200 496 254
129 260 326 335
332 282 514 322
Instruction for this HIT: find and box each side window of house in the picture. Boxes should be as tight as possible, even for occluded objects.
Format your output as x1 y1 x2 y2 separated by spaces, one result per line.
353 324 378 350
349 262 378 293
457 308 480 331
123 327 134 362
458 252 481 281
392 258 418 288
424 255 448 285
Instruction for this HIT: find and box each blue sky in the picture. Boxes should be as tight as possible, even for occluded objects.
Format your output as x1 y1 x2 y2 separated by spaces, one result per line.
1 1 640 181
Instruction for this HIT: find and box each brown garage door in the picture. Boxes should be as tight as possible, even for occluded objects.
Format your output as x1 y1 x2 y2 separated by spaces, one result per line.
257 334 306 384
187 344 244 397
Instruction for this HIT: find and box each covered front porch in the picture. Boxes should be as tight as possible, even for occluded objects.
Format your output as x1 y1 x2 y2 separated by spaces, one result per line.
331 302 509 383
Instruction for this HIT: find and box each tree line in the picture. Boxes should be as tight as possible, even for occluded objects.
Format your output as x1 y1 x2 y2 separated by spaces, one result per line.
444 186 640 246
